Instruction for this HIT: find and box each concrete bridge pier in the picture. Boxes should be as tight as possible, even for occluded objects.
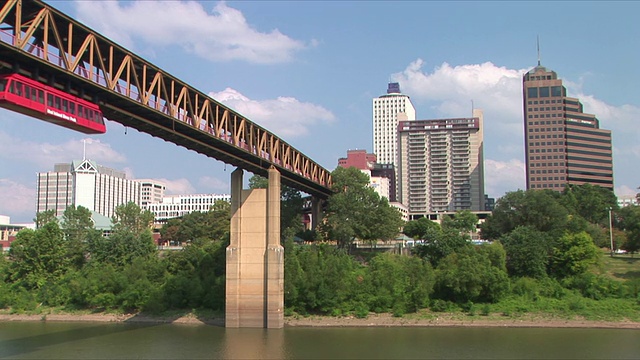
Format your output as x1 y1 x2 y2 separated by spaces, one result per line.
226 167 284 328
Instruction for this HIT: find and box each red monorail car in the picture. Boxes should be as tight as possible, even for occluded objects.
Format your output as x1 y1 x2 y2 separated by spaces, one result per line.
0 74 106 134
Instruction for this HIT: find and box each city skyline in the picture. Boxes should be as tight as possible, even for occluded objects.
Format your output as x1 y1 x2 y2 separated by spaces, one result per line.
1 1 639 222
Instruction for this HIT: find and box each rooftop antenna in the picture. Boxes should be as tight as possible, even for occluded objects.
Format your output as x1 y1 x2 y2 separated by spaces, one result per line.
537 35 541 66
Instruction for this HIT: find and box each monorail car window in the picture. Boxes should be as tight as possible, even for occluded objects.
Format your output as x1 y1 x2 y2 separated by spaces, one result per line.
0 79 6 92
78 104 84 118
38 90 44 104
91 110 100 123
69 102 75 115
54 96 61 110
24 85 31 99
30 88 38 102
15 81 23 97
47 94 53 107
62 99 68 112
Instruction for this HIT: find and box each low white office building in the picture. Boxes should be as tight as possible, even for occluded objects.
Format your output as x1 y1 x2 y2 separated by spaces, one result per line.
144 193 231 223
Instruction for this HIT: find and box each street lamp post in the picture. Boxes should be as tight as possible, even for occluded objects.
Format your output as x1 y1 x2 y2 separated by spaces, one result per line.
608 207 614 257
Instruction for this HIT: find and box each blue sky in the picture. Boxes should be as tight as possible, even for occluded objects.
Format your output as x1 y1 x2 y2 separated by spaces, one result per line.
1 1 639 223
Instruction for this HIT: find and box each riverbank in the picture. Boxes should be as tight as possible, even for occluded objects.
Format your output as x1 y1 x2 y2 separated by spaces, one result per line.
1 311 639 329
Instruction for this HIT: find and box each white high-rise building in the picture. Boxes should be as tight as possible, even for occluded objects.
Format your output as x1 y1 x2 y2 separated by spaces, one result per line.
372 82 416 167
36 159 141 218
397 109 485 215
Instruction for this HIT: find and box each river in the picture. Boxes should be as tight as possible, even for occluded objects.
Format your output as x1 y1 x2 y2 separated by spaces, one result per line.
0 321 638 359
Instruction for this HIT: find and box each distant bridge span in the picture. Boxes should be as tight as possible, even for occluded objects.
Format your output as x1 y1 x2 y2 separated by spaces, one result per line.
0 0 332 198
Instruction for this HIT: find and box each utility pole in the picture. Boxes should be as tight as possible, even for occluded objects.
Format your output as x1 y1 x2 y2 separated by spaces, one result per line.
608 207 614 257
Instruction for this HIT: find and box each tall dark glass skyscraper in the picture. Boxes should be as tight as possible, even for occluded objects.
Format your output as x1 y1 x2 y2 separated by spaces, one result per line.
523 64 613 190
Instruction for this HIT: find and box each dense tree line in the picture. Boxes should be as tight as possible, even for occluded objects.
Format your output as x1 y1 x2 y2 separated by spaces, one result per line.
0 171 638 319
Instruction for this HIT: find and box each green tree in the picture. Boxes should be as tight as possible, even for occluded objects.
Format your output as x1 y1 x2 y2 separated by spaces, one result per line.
560 184 618 226
284 238 304 310
159 218 181 245
111 202 154 237
499 226 550 278
90 231 157 267
433 245 509 303
168 200 231 245
478 241 508 271
280 185 305 242
163 238 226 310
480 190 569 241
615 205 640 255
413 229 471 267
89 203 157 267
367 253 434 315
441 210 479 234
34 209 58 228
285 244 364 315
8 222 69 289
321 167 403 249
550 231 600 278
248 174 269 189
173 212 206 244
403 217 441 240
61 205 101 269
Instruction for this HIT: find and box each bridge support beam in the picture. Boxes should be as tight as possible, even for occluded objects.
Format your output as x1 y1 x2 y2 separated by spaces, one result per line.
226 167 284 328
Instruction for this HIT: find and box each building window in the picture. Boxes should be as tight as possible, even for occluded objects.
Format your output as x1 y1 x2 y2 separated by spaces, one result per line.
539 87 550 97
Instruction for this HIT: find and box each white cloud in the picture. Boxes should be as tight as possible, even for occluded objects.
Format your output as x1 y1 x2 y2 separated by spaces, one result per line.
209 88 336 137
156 178 196 195
484 159 526 199
122 167 136 180
198 176 229 193
392 59 527 140
0 179 35 218
0 133 126 168
615 185 638 197
74 1 308 64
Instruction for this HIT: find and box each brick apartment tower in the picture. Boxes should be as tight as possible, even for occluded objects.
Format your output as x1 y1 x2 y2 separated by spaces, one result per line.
523 62 613 190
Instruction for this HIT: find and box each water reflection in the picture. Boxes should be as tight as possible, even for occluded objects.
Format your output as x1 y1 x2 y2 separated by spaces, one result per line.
0 322 638 359
223 328 285 359
0 322 158 358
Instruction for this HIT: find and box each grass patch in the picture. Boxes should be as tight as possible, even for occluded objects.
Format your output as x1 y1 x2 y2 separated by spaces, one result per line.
599 253 640 281
486 295 640 322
